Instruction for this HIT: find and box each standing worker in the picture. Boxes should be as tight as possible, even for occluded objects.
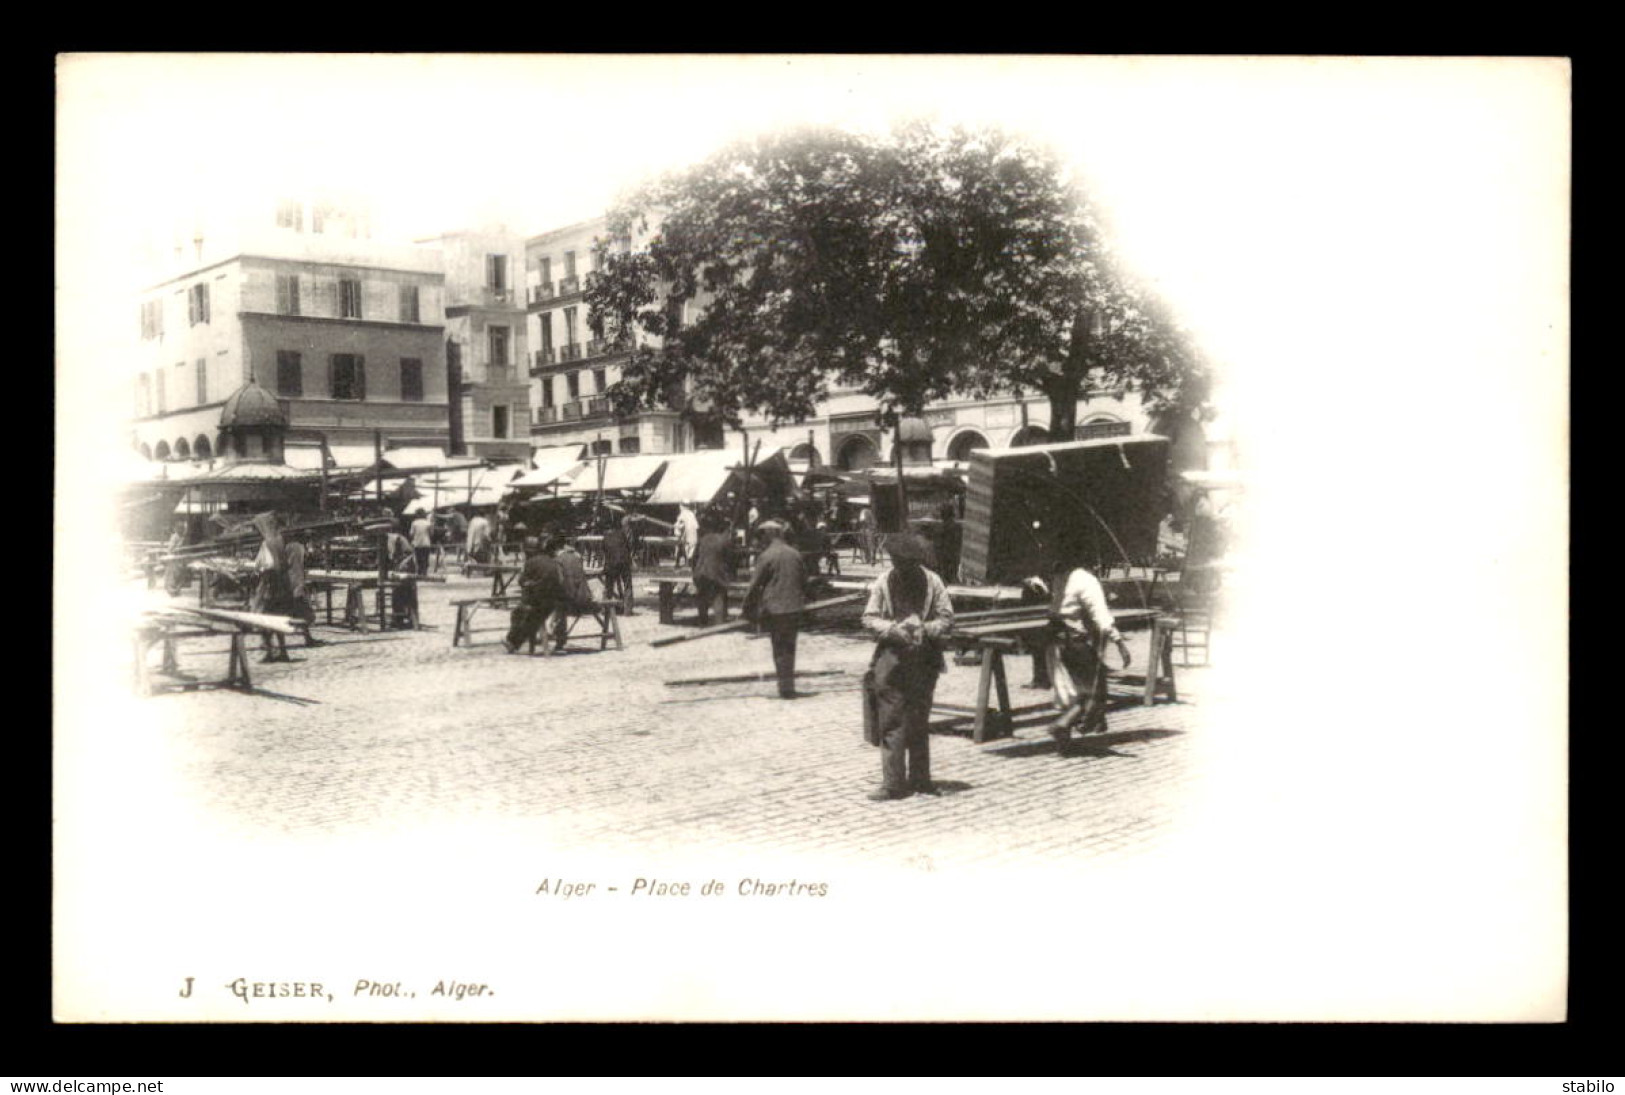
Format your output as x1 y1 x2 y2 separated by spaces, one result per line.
690 513 737 626
249 511 295 663
601 515 635 615
742 519 805 700
861 533 954 800
674 503 700 568
163 518 190 596
409 509 435 576
504 536 564 654
466 510 492 566
1043 557 1133 745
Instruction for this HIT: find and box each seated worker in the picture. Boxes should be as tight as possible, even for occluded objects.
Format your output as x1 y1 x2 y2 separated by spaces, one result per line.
549 534 596 650
504 536 564 654
1041 558 1133 745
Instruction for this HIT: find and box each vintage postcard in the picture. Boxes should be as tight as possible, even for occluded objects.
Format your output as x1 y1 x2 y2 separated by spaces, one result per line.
53 54 1569 1022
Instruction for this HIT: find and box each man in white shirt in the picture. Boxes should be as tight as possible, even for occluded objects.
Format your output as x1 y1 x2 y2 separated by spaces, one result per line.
1045 563 1132 744
675 503 700 567
466 512 492 565
409 511 435 575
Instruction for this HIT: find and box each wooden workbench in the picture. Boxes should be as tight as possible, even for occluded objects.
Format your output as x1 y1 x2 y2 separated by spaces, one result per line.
940 608 1179 743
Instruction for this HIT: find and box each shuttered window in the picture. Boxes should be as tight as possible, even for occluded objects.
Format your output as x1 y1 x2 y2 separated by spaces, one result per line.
195 359 208 404
276 274 301 316
188 283 210 326
339 279 362 319
399 283 420 323
276 351 303 397
330 354 365 400
400 358 423 402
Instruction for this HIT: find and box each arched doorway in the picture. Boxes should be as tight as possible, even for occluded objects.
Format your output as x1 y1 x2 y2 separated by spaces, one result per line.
194 435 212 461
789 442 820 466
174 438 191 459
139 443 152 460
946 429 989 461
836 434 879 471
1075 414 1131 441
154 440 171 460
1009 425 1050 448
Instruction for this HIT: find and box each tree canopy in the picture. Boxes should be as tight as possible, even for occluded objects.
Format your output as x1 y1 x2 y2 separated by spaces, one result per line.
585 121 1210 440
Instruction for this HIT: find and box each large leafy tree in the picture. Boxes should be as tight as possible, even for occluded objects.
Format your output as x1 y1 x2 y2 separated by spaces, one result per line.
586 121 1208 442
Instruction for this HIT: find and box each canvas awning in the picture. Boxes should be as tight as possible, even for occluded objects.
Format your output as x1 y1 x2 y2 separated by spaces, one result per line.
643 449 740 506
326 445 380 470
382 446 453 469
283 445 329 471
508 453 587 491
560 454 670 495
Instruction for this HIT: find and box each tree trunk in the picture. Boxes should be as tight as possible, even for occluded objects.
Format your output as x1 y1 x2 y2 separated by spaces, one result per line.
1045 376 1081 441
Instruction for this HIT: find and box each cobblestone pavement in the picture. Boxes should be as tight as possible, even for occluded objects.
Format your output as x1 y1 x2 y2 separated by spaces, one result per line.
128 568 1213 870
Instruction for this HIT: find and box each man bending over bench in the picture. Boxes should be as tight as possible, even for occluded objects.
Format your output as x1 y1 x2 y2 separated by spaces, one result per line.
503 537 563 655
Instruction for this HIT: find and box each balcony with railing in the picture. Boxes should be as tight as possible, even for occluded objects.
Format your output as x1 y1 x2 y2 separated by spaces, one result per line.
557 275 581 296
586 396 611 418
529 282 556 306
561 401 583 422
558 343 584 363
535 405 559 424
530 348 556 375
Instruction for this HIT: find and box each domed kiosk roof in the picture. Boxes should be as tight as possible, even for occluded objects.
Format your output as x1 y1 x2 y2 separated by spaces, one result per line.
218 379 287 429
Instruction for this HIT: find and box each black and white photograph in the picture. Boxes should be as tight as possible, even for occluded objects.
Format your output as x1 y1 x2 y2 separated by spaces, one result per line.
53 53 1569 1023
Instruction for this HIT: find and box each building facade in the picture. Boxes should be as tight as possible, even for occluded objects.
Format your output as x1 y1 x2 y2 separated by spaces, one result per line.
520 214 1156 468
525 218 693 458
131 196 450 463
422 229 532 462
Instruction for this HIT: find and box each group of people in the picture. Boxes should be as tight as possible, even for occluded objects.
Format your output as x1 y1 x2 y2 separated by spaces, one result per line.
501 532 599 655
195 496 1129 804
735 516 1127 801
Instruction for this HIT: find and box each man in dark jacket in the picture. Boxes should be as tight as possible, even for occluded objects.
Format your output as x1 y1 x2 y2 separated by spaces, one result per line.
690 514 737 626
743 519 806 699
550 534 595 650
601 516 635 614
504 536 564 654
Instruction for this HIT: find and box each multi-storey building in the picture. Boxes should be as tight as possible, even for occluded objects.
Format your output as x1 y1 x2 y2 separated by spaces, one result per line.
131 195 450 463
522 214 1156 469
525 218 698 459
419 229 532 462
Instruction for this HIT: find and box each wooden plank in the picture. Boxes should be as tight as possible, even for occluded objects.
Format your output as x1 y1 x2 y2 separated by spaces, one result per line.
152 604 300 635
647 592 864 647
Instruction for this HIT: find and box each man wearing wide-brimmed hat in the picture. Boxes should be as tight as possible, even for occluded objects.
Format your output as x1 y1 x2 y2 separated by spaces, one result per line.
742 518 806 698
861 532 955 800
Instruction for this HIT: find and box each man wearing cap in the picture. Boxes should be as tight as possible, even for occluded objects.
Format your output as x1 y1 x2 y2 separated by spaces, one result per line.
691 513 737 627
504 536 564 654
861 533 955 800
742 519 806 699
